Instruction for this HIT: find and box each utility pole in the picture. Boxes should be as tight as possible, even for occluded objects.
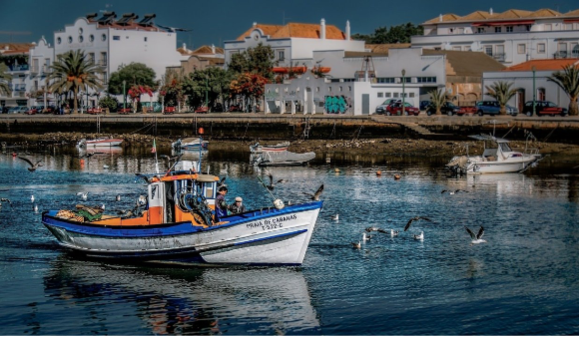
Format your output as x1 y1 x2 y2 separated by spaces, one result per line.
205 75 208 107
401 69 406 116
532 66 536 116
123 80 126 110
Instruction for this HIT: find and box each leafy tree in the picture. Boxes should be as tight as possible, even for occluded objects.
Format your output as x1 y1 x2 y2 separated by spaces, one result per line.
230 72 269 111
485 81 517 115
182 67 233 110
228 43 277 80
108 63 157 102
0 63 12 96
352 22 423 44
99 95 119 112
548 65 579 116
429 88 447 115
47 50 103 113
159 69 186 109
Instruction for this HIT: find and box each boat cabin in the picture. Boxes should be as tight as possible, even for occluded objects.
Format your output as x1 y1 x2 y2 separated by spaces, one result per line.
471 135 516 161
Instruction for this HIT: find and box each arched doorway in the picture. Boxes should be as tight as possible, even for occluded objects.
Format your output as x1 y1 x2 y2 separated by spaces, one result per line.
516 89 525 113
537 88 546 101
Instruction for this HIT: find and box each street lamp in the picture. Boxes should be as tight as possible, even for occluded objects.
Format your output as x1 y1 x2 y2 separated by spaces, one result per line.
401 69 406 116
122 80 126 111
532 66 537 116
205 75 208 108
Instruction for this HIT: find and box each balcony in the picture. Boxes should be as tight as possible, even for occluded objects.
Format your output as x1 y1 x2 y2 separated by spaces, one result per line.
8 64 29 72
553 51 568 59
491 53 506 62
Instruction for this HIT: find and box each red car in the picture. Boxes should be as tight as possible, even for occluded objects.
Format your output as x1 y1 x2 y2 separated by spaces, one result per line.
194 106 209 113
386 101 420 116
456 106 477 116
87 107 103 114
523 101 568 117
117 107 132 114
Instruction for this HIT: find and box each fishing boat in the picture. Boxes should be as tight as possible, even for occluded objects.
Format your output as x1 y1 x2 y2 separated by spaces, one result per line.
446 134 542 175
249 141 290 153
171 137 209 151
41 157 322 266
78 138 123 148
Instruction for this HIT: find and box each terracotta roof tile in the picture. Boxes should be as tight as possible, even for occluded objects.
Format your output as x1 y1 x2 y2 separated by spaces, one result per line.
563 9 579 17
236 22 346 40
527 8 561 18
0 43 35 55
365 43 411 53
423 50 505 76
460 11 496 21
424 13 461 24
492 9 532 19
503 59 579 71
236 24 283 41
191 45 224 55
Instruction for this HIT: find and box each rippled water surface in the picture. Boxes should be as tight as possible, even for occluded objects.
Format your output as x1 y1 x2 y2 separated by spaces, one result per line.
1 145 579 335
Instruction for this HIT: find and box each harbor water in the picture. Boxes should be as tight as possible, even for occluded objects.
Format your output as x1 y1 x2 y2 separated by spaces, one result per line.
1 145 579 335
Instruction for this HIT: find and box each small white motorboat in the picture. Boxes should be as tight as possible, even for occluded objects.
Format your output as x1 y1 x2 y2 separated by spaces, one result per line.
250 141 290 153
172 137 209 151
78 138 123 148
252 150 316 167
446 134 542 175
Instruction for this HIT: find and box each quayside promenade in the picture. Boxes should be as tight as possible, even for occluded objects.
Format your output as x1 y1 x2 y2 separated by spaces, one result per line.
1 113 579 143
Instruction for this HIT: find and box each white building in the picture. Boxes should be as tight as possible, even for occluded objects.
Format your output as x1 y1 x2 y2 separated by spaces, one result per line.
26 37 55 108
224 19 365 69
0 43 35 108
264 47 504 115
483 59 579 112
29 12 183 108
412 8 579 66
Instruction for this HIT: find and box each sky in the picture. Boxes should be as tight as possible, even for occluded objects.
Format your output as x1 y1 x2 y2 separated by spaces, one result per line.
1 0 578 49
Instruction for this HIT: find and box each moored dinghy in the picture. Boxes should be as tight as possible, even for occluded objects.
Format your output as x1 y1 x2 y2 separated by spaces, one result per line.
41 155 322 266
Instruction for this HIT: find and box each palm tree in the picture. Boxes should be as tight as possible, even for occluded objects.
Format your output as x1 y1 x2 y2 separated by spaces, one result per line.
548 64 579 116
484 81 517 115
47 50 103 113
429 88 447 115
0 63 12 96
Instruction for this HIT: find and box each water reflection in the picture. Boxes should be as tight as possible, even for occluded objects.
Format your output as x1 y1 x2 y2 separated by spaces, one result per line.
43 257 320 335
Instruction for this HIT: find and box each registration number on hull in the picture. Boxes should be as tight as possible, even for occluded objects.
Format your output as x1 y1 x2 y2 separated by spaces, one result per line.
245 214 298 231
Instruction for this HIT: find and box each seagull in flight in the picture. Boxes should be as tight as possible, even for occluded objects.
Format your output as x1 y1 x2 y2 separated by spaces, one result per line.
77 192 89 201
465 226 486 244
404 216 433 232
0 198 12 209
304 184 324 201
265 173 285 191
365 226 388 234
18 157 43 172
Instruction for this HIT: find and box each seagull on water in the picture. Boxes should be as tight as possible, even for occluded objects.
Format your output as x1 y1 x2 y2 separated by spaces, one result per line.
115 195 121 202
77 192 89 201
390 229 399 237
441 189 468 195
30 195 35 203
465 226 486 244
18 157 43 172
404 216 433 232
332 214 339 221
0 198 12 210
103 164 109 169
351 241 361 249
303 184 324 201
413 231 424 241
33 204 38 213
365 226 388 234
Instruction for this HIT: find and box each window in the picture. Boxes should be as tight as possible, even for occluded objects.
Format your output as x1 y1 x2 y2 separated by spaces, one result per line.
571 43 579 57
101 34 107 41
278 50 285 61
496 45 504 55
484 45 493 56
339 86 343 92
89 53 95 64
449 28 454 34
564 23 573 30
100 52 107 66
348 86 352 92
558 42 567 52
377 77 395 83
452 46 461 51
103 72 108 84
79 28 83 34
506 26 513 33
517 44 526 54
89 34 94 42
526 25 532 31
328 87 332 92
477 27 484 34
385 92 392 98
316 87 320 92
457 28 464 34
537 43 546 54
377 92 384 98
544 24 552 31
113 35 120 40
144 37 147 42
409 93 415 98
417 77 436 83
68 36 72 43
78 35 83 43
537 88 545 101
57 37 61 44
495 27 502 33
393 92 399 98
400 77 411 83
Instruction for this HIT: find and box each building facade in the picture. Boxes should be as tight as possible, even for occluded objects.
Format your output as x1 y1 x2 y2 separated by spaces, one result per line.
264 47 504 115
224 19 365 69
412 8 579 66
0 43 35 108
482 59 579 112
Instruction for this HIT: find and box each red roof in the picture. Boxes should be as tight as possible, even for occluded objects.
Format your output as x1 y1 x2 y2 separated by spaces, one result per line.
503 59 579 72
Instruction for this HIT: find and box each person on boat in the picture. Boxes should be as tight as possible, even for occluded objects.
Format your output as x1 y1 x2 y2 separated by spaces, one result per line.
215 185 228 220
228 196 246 214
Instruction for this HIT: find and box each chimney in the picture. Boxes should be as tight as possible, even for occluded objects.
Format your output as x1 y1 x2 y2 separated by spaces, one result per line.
320 18 326 40
182 42 186 51
439 14 443 22
346 20 351 40
211 44 215 54
490 8 493 15
253 22 257 27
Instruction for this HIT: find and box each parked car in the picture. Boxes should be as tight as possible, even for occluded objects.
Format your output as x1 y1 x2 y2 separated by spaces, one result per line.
16 106 29 114
43 105 56 114
419 100 431 110
26 105 44 115
1 106 10 114
522 101 568 117
8 107 20 114
475 101 518 116
386 101 420 116
194 106 209 113
374 98 398 114
228 104 242 112
426 102 461 116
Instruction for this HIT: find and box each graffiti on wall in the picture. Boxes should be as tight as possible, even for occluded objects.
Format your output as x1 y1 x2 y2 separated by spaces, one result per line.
324 95 352 114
